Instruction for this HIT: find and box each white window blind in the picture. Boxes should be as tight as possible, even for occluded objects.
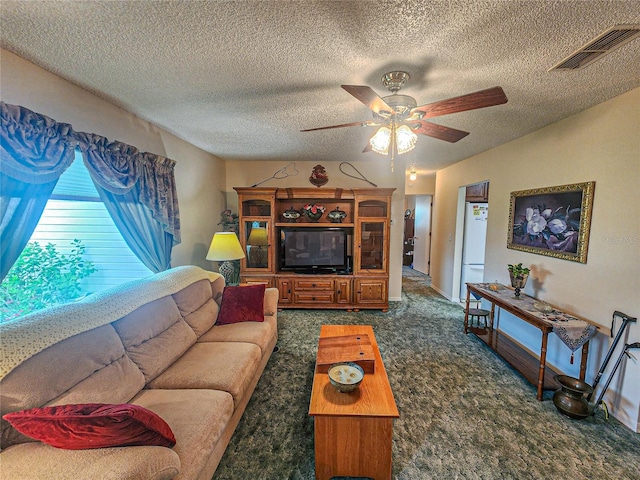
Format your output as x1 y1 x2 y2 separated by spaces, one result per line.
28 151 151 294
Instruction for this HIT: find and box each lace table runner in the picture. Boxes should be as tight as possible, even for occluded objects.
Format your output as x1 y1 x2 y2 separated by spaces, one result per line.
474 283 598 352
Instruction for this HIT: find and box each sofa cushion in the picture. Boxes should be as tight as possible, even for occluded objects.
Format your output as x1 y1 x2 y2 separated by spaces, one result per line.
3 403 176 450
217 284 265 325
0 441 180 480
112 296 197 383
172 279 213 316
182 298 219 337
147 342 262 408
198 314 277 356
132 388 234 480
172 280 220 336
1 325 145 449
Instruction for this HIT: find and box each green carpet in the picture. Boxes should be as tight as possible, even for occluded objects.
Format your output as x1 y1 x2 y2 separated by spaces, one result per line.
214 277 640 479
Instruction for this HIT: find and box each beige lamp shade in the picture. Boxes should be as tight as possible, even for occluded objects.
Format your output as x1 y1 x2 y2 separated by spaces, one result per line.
247 227 268 246
206 232 246 261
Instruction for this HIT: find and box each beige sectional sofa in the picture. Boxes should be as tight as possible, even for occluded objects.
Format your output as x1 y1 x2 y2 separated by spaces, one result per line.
0 266 278 480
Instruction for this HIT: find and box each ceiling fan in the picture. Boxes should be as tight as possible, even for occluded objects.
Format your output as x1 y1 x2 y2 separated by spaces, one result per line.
301 71 508 157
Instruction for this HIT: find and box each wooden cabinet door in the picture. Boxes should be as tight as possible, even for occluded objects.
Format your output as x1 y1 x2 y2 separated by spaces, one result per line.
235 187 276 274
335 278 352 304
354 277 388 305
277 277 293 304
354 220 388 274
465 182 489 202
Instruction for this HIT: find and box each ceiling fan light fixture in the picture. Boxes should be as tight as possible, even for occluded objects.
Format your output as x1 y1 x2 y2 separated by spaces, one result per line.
304 71 507 168
369 126 391 154
396 125 417 154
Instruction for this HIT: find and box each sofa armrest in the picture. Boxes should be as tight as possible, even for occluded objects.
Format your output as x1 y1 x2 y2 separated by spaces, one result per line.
264 288 279 316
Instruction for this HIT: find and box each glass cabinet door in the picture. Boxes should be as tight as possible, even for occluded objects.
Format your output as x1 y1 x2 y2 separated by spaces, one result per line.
357 221 386 271
244 220 270 270
241 199 271 217
354 198 389 274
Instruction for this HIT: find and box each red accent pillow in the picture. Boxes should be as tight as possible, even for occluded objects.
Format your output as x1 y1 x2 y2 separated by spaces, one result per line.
2 403 176 450
217 284 266 325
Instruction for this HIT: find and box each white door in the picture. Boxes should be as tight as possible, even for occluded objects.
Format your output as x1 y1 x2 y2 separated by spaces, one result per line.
413 195 432 275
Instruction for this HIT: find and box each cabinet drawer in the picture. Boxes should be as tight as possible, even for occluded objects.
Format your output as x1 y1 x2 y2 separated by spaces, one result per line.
293 278 334 291
294 292 335 303
240 276 274 288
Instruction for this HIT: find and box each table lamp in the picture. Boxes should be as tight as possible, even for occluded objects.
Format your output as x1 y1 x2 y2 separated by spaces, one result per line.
247 227 268 267
206 232 245 285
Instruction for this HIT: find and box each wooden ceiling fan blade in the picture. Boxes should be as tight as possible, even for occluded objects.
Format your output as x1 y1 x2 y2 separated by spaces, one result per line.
412 86 508 119
341 85 393 115
411 121 470 143
301 120 377 132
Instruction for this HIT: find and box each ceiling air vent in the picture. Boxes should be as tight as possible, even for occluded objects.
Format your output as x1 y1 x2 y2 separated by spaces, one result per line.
549 24 640 71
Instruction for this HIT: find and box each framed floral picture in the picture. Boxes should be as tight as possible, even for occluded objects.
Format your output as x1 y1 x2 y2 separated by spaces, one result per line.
507 181 595 263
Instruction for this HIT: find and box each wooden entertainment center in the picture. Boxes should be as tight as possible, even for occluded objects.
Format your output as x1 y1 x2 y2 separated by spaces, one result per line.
234 187 395 311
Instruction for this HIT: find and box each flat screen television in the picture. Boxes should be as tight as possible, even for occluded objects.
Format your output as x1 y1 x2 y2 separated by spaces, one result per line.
279 227 350 273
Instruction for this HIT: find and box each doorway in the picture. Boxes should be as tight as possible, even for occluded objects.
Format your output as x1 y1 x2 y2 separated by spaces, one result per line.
414 195 432 275
456 181 489 302
404 195 432 275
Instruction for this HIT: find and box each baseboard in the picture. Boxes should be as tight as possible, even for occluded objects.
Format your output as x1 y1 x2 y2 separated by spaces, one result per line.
430 284 454 301
389 296 402 302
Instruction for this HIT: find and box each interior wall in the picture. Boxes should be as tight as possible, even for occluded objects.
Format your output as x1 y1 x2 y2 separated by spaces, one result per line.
405 172 436 195
430 87 640 431
0 49 227 272
225 159 405 301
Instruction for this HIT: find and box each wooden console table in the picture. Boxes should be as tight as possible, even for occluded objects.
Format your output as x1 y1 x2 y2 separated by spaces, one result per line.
464 283 596 401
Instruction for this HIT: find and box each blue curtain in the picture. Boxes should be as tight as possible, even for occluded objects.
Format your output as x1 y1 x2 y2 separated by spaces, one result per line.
1 102 181 279
96 186 173 272
75 132 180 273
0 103 76 280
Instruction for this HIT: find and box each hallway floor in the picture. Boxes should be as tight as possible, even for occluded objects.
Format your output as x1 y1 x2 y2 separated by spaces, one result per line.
402 265 431 286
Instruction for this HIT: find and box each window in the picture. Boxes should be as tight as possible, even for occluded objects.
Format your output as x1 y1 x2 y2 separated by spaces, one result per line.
18 151 151 294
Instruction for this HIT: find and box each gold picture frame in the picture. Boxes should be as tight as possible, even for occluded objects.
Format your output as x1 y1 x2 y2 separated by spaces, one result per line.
507 181 595 263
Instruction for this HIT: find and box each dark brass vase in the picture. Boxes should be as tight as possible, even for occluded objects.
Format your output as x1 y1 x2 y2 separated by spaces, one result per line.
509 272 528 298
552 375 593 419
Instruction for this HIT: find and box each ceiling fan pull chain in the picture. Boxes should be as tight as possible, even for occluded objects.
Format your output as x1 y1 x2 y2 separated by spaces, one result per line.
390 120 396 172
338 162 377 187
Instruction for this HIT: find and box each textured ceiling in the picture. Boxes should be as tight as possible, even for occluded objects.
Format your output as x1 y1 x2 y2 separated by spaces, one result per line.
1 1 639 173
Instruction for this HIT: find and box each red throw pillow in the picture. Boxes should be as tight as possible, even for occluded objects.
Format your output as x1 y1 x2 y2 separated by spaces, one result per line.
2 403 176 450
217 284 266 325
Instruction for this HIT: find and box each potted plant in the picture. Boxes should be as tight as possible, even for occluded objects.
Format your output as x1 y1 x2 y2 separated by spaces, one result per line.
508 263 530 298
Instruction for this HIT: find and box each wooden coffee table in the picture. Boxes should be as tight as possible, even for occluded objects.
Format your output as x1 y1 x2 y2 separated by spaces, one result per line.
309 325 399 480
